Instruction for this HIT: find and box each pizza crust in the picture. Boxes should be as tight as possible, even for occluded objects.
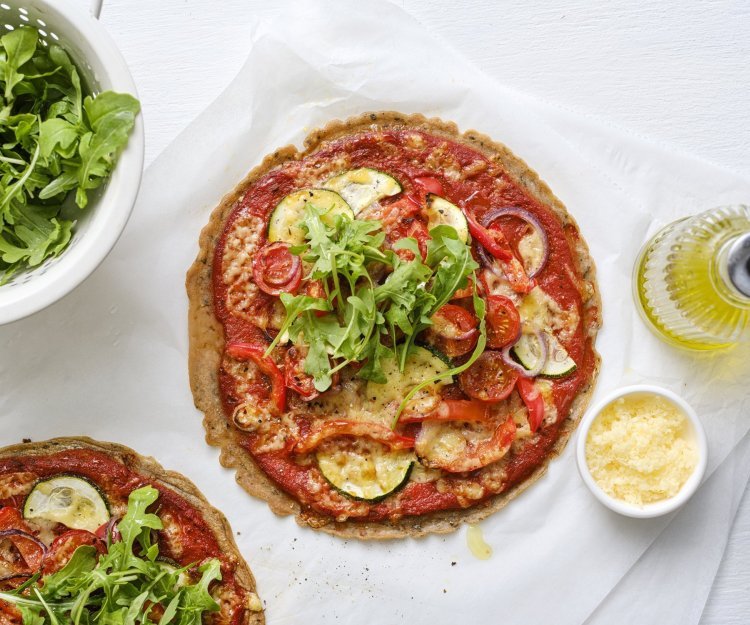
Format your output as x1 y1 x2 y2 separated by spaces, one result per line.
0 437 264 624
187 111 601 539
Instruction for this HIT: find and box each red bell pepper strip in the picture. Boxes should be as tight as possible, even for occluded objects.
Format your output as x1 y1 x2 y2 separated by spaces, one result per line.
0 507 45 571
399 399 490 424
226 342 286 414
467 211 535 293
517 377 545 432
465 211 514 262
293 420 415 454
417 416 517 473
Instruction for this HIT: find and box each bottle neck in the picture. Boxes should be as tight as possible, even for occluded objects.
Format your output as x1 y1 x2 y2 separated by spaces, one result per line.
717 231 750 305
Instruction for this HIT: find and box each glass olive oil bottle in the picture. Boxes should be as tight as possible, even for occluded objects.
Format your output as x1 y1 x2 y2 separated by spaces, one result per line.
634 205 750 350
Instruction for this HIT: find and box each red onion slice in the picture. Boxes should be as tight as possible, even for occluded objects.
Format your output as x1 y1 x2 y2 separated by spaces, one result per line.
475 244 504 278
0 529 48 556
480 207 549 278
501 331 547 377
0 573 32 583
103 516 120 546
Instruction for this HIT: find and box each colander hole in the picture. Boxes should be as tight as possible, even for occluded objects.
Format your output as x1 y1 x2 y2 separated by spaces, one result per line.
50 32 58 41
3 24 13 30
17 6 27 14
0 4 10 10
36 18 45 27
19 14 28 22
38 29 46 37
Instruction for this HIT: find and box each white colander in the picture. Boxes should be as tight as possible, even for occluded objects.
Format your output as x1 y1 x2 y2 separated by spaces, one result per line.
0 0 144 325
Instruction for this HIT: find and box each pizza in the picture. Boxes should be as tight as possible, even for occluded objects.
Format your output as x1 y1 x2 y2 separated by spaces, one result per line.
188 112 600 538
0 438 263 624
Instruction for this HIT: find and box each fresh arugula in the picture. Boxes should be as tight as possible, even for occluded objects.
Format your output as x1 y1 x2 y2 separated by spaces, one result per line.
267 204 485 400
0 486 222 625
0 27 140 284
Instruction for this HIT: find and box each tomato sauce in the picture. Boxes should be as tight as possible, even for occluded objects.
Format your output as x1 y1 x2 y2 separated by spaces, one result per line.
214 128 598 521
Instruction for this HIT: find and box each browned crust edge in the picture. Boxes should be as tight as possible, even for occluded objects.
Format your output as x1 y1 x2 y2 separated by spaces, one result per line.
186 111 602 540
0 437 264 624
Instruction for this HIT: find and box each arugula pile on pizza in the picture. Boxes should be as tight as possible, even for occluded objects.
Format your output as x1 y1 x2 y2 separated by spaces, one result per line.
188 112 600 538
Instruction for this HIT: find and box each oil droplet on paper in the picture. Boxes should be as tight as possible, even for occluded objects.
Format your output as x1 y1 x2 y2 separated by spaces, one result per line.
467 524 492 560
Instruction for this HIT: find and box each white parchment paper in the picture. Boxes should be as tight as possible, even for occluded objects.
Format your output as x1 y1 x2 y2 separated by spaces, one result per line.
1 1 749 623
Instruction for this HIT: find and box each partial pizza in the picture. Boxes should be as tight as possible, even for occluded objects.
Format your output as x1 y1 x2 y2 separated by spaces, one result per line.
0 438 263 624
188 112 600 538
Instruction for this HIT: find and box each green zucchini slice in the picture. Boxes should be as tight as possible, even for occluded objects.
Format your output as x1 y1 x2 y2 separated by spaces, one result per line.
510 332 546 373
317 440 414 502
323 167 401 214
424 194 469 243
511 331 577 378
23 475 110 532
540 333 577 378
267 188 353 245
365 345 451 415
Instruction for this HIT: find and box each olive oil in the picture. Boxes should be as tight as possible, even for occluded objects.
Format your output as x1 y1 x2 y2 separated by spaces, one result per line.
467 524 493 560
634 205 750 350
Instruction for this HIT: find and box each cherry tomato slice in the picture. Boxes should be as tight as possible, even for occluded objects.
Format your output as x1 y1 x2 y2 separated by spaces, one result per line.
252 242 302 296
387 217 430 261
486 295 521 348
459 350 519 403
41 530 105 575
226 341 286 414
293 420 415 454
517 377 545 432
382 197 420 227
413 176 444 196
425 304 478 358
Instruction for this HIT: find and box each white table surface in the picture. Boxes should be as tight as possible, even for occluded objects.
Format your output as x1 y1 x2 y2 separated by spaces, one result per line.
73 0 750 622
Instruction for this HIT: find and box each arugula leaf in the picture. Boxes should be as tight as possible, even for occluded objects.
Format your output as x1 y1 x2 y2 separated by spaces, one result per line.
0 486 223 625
272 205 484 402
393 279 487 425
0 27 140 283
1 28 38 99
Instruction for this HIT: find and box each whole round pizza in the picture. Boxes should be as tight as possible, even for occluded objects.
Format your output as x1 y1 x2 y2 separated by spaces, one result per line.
0 438 263 624
188 112 601 538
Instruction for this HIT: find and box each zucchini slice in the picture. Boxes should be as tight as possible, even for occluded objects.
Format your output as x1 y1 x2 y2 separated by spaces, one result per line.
267 188 353 245
540 333 577 378
317 439 414 502
424 194 469 243
510 332 546 373
511 331 577 378
365 345 451 415
23 475 110 533
323 167 401 214
417 342 454 368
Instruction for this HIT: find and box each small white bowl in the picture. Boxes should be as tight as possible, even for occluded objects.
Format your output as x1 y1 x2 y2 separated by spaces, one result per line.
0 0 144 325
576 384 708 518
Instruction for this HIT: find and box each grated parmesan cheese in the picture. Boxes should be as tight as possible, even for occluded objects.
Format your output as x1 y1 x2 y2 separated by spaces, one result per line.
585 394 698 505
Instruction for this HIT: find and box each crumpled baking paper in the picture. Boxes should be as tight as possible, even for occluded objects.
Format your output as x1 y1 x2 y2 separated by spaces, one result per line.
1 1 749 623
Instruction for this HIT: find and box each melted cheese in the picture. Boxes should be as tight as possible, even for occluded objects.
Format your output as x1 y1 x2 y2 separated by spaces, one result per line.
0 472 36 499
585 394 698 505
518 285 579 342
